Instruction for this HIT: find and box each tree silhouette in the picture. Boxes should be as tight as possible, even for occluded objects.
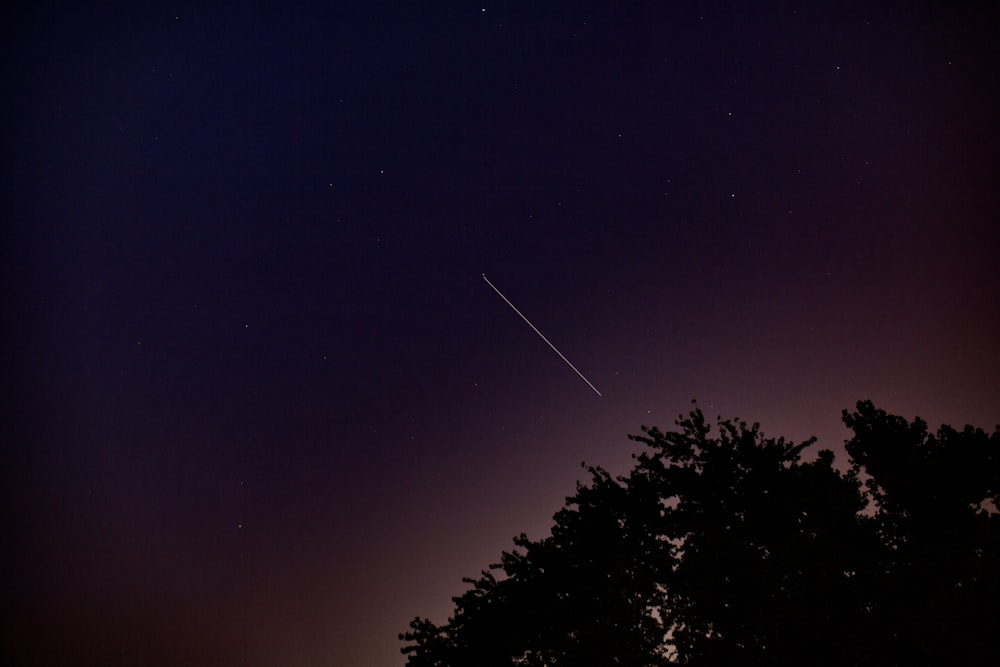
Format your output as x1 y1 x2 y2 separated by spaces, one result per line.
843 401 1000 665
400 401 999 665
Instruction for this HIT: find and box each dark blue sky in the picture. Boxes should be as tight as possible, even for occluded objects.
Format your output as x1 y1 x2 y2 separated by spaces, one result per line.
3 2 997 665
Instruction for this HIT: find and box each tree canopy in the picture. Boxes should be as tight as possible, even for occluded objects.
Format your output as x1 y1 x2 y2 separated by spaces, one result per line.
400 401 999 665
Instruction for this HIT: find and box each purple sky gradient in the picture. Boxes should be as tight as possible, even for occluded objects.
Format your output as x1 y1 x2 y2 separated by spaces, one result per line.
2 2 997 665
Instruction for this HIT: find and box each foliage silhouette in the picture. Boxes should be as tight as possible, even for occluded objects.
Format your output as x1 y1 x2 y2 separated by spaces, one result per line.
400 401 999 665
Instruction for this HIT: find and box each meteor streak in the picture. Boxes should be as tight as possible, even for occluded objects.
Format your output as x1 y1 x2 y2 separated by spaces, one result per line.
482 273 602 397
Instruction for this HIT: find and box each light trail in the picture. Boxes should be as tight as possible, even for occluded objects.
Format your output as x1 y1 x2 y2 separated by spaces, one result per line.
482 273 602 397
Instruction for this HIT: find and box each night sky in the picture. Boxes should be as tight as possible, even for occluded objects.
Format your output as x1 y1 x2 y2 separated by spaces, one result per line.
2 2 997 665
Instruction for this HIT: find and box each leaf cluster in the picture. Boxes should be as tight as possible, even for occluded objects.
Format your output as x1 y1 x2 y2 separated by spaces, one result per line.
401 401 1000 665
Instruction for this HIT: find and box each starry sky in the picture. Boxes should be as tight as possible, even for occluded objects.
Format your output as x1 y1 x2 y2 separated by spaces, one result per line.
2 2 997 665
